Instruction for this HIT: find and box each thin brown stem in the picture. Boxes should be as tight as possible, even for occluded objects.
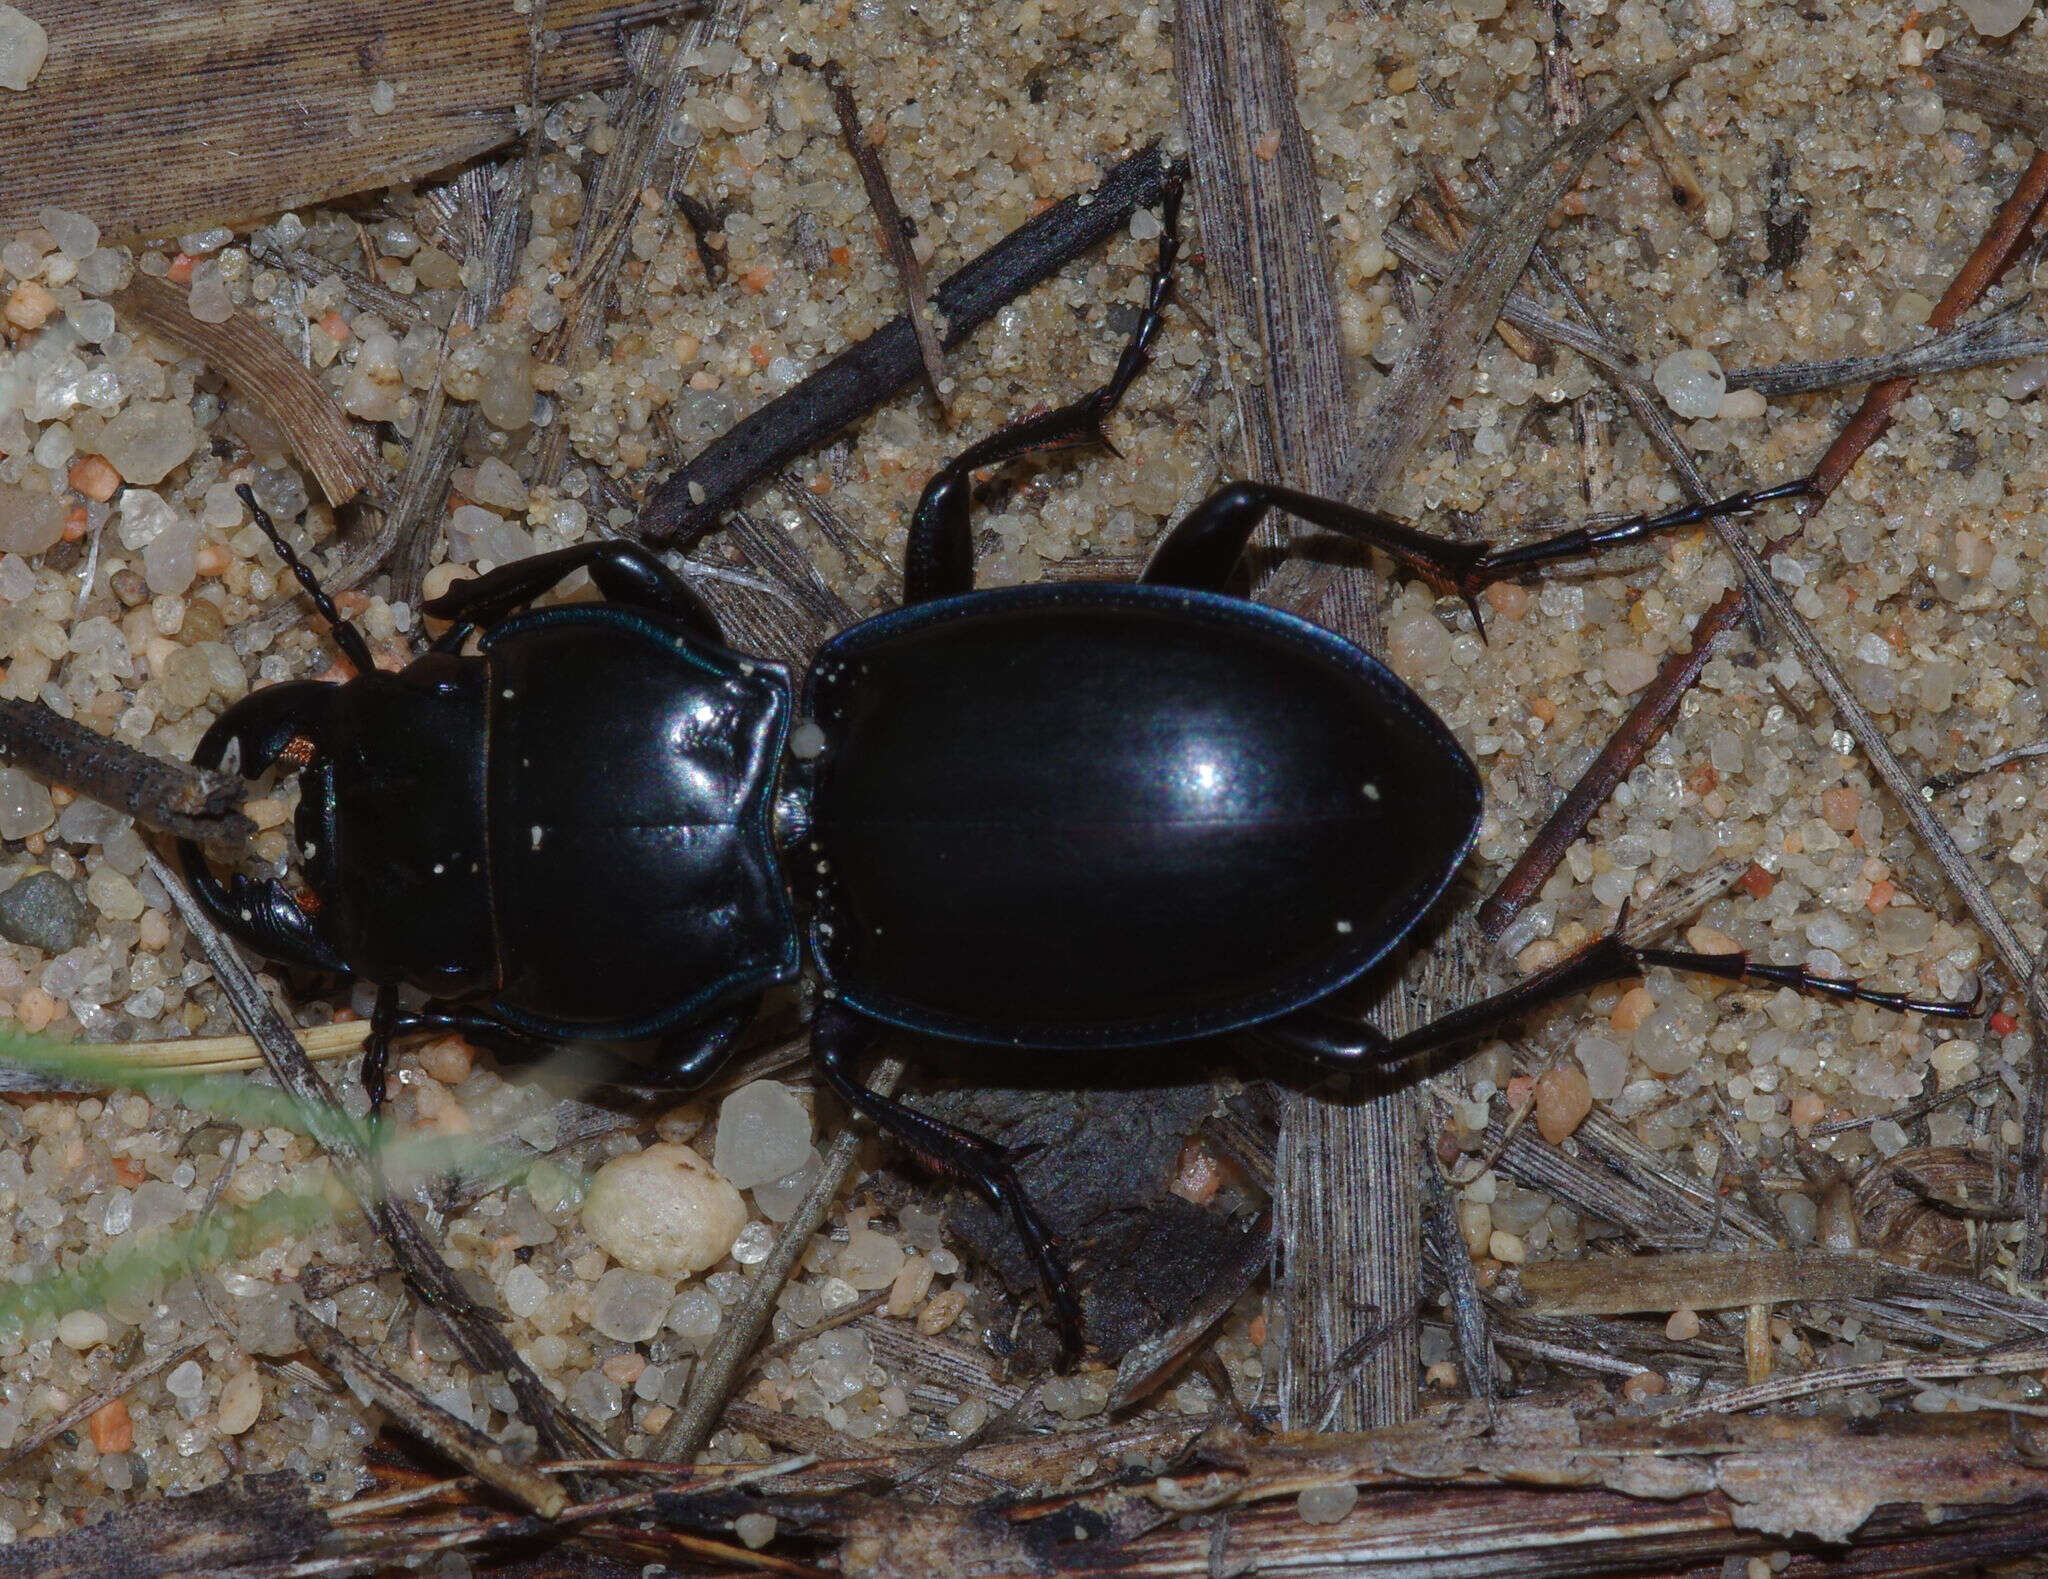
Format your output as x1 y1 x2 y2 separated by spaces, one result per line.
1807 149 2048 500
1477 586 1746 938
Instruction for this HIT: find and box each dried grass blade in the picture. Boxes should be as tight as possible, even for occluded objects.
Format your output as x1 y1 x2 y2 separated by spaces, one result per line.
1347 45 1728 504
1662 1340 2048 1422
1927 48 2048 140
817 59 949 421
1179 0 1419 1436
0 0 683 240
117 274 377 509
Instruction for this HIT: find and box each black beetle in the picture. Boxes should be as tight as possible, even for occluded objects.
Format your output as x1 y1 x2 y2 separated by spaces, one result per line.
181 187 1972 1361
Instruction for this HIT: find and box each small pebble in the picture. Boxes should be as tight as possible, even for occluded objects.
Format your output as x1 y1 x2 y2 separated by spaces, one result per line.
1958 0 2030 37
1296 1483 1359 1525
835 1225 904 1291
0 870 88 952
1603 645 1660 695
602 1350 646 1387
733 1513 778 1550
503 1263 549 1318
0 6 48 92
887 1254 935 1317
56 1309 108 1350
918 1287 969 1336
591 1267 675 1343
166 1359 204 1399
88 1399 132 1454
1653 348 1726 420
582 1143 746 1277
714 1080 812 1191
1622 1371 1668 1400
1666 1308 1701 1341
1533 1065 1593 1144
1488 1229 1527 1264
216 1370 262 1434
97 401 199 486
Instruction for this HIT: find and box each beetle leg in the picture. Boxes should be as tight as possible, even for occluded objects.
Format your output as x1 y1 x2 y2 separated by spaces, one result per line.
363 982 401 1116
1143 477 1817 631
811 1001 1086 1365
1273 924 1980 1072
421 542 725 646
903 181 1182 603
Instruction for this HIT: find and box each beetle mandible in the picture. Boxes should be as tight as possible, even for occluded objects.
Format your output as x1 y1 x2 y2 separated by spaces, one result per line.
180 184 1974 1363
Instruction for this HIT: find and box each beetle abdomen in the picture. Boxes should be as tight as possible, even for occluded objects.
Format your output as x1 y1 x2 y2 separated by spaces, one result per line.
804 585 1481 1046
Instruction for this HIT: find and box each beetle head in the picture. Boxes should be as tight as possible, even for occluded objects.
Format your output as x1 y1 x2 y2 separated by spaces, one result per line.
177 680 350 974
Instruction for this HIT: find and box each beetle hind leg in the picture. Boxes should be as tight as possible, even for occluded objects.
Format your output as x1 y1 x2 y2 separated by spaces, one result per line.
1269 920 1980 1073
903 181 1182 604
811 1002 1085 1365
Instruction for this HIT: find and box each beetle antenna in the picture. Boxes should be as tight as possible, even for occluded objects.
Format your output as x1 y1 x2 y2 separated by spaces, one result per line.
236 484 376 674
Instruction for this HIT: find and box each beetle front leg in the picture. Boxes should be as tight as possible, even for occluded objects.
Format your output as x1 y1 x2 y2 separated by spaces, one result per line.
903 181 1182 604
810 1001 1086 1365
421 541 725 647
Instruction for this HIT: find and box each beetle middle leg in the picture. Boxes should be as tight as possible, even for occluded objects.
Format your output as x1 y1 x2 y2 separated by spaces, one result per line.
903 181 1182 603
810 1000 1086 1363
1141 476 1818 630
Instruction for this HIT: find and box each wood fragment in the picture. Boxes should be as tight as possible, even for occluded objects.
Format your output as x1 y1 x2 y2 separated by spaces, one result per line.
1477 586 1746 939
296 1307 570 1519
0 696 254 846
1179 0 1422 1437
637 144 1176 545
1518 1249 1891 1315
116 274 378 509
814 58 950 422
1111 1207 1276 1410
0 0 685 241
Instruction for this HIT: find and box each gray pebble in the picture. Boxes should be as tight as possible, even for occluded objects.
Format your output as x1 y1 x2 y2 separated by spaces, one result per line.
0 870 88 953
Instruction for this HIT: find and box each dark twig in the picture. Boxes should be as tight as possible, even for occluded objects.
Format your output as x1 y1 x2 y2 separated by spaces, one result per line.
1477 586 1746 939
810 57 949 421
0 698 254 845
636 143 1175 545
